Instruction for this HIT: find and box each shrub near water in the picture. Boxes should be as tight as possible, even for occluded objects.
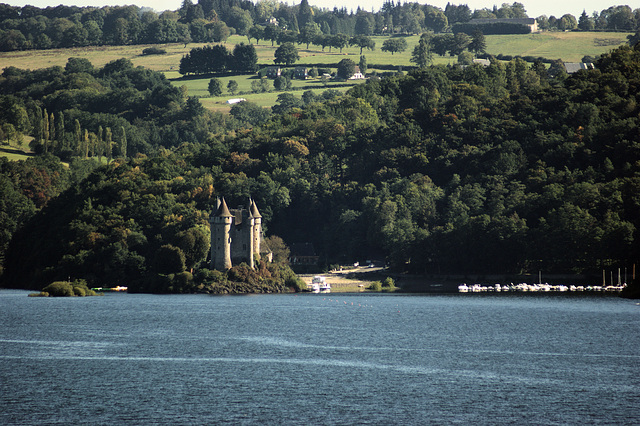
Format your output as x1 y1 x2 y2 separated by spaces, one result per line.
368 277 396 292
30 280 98 297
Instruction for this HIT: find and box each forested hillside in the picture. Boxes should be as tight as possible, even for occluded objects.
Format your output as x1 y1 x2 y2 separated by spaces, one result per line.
0 57 240 159
1 42 639 293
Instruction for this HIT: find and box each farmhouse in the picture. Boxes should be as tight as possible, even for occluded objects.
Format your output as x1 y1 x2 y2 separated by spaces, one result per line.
266 66 281 78
349 66 365 79
294 66 308 79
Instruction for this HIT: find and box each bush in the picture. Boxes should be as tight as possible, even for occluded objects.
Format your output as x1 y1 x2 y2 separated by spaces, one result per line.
368 281 382 291
42 281 74 297
285 275 306 292
174 271 194 288
142 47 166 55
39 279 97 297
382 277 395 288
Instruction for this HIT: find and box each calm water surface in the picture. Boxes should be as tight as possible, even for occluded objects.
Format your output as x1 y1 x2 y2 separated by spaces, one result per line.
1 289 638 425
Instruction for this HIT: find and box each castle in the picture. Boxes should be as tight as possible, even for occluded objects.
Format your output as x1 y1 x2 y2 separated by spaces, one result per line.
209 197 271 270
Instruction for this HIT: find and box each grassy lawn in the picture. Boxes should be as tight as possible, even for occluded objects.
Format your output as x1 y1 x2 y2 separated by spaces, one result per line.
0 31 631 112
199 82 360 113
484 32 631 62
1 32 630 74
0 148 33 161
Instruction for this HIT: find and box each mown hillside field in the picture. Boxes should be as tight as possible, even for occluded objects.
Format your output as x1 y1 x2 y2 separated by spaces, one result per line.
0 33 632 72
0 32 632 113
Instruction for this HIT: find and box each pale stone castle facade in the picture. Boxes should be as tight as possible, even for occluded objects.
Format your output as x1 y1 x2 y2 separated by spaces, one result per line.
210 197 271 270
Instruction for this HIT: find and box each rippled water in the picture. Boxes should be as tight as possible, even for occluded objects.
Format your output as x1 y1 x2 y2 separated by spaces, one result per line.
1 290 638 424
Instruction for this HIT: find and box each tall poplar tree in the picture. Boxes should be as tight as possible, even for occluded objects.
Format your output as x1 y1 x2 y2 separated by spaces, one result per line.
466 29 483 55
56 111 65 150
74 119 82 156
119 126 127 158
105 127 113 162
48 112 55 150
42 108 49 152
411 34 433 68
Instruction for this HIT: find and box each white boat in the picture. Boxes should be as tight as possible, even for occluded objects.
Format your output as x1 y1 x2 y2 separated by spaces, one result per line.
307 283 320 293
312 275 331 293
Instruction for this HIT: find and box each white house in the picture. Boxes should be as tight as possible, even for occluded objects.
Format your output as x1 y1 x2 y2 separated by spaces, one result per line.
349 66 365 80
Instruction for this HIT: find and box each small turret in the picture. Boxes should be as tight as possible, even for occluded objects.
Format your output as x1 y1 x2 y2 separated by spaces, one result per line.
251 199 262 261
246 197 255 268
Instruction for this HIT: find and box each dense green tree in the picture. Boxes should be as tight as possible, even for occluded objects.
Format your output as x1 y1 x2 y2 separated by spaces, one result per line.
359 55 368 75
381 38 407 55
264 24 281 46
208 78 222 96
349 35 375 55
354 11 374 35
230 101 272 125
450 32 471 56
298 22 321 49
469 29 486 56
578 10 595 31
227 80 239 94
410 34 433 67
337 58 356 79
227 6 253 35
232 42 258 72
297 0 314 28
330 34 348 53
65 57 94 74
248 25 264 44
274 42 299 66
3 41 640 290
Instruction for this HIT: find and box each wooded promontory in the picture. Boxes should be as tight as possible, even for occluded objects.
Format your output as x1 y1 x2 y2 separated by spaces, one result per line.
1 40 639 293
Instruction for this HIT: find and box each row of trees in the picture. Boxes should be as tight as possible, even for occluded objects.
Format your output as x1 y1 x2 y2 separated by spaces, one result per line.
1 1 638 52
179 42 258 75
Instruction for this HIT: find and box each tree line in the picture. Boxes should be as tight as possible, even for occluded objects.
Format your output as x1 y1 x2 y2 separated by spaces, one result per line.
179 42 258 75
1 1 638 52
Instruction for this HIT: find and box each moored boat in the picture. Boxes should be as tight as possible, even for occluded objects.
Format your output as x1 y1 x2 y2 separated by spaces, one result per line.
307 276 330 293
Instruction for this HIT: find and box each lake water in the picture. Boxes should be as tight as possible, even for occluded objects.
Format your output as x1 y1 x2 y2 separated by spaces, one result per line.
1 289 639 425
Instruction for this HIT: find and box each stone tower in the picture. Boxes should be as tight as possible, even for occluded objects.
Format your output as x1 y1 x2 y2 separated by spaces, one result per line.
210 197 269 270
210 197 233 270
250 199 262 263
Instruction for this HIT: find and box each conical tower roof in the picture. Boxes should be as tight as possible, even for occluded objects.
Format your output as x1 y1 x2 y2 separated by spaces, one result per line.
250 199 262 218
217 197 233 217
246 197 254 218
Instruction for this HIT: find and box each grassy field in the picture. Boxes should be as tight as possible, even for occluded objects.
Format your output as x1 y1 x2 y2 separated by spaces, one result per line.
0 148 33 161
175 71 364 112
484 31 630 61
0 31 631 112
1 32 630 73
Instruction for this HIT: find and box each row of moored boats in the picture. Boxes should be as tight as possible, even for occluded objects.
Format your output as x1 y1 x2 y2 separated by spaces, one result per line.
458 283 627 293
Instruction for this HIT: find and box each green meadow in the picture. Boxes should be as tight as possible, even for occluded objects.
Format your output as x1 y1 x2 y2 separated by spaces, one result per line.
0 148 33 161
0 31 631 112
0 137 34 161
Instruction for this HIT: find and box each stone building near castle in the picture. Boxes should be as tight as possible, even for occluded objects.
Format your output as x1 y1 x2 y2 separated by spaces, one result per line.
210 197 272 270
